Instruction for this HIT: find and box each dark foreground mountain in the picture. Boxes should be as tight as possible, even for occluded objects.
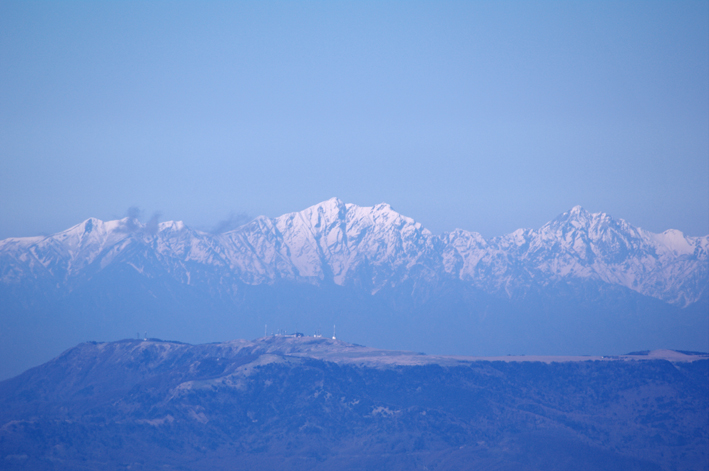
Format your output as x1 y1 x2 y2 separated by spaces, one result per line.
1 337 707 471
1 199 707 380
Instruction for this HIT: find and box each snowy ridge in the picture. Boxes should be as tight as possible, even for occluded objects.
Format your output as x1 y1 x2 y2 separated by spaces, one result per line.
1 198 707 306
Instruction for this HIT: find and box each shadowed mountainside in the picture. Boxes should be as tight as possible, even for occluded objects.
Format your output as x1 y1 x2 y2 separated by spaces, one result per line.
1 337 707 471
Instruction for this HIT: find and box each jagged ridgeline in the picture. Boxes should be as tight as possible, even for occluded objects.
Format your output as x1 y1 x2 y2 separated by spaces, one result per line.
0 198 707 379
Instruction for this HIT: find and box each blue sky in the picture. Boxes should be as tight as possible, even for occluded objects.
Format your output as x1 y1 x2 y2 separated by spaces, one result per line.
1 1 707 239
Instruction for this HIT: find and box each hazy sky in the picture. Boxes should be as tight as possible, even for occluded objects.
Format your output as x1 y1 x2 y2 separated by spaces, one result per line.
1 1 707 239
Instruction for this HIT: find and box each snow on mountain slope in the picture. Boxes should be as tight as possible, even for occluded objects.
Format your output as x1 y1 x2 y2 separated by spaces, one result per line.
492 206 708 305
438 205 708 305
1 199 706 306
0 218 132 284
212 198 442 290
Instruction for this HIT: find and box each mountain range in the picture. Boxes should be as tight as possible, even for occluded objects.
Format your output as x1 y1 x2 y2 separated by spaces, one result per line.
1 336 707 470
1 198 707 380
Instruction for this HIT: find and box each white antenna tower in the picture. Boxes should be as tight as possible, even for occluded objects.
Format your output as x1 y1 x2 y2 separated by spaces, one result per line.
332 324 336 340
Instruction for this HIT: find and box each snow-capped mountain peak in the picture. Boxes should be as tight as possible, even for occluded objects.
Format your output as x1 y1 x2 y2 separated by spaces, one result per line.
651 229 696 256
0 201 706 306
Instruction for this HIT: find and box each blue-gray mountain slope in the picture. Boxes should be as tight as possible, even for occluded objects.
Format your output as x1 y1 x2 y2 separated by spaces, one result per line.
1 337 706 471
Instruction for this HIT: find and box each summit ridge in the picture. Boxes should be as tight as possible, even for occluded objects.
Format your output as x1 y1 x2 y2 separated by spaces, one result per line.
1 199 706 306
